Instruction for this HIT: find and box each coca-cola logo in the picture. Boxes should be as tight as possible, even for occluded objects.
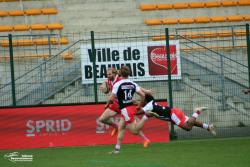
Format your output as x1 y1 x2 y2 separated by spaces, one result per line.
148 45 177 75
150 47 168 70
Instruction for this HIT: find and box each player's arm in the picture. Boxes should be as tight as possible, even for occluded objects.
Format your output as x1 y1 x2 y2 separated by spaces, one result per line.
105 82 119 109
136 88 145 108
140 87 155 95
105 93 115 109
140 101 160 118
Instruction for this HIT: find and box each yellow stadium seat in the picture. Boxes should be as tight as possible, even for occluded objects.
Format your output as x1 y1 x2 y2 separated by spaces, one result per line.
152 35 165 41
157 4 173 10
33 38 49 45
25 9 42 15
0 39 18 47
61 51 73 60
194 16 211 23
201 31 218 38
205 1 221 8
16 39 33 46
0 25 12 32
140 4 157 11
1 39 33 47
162 18 178 24
30 24 47 30
0 0 20 2
243 15 250 21
180 32 200 39
178 18 194 24
0 10 8 17
238 0 250 6
51 37 69 45
234 30 246 36
173 3 189 9
13 24 30 31
221 0 238 7
144 19 162 25
41 8 58 15
217 30 232 37
189 2 205 8
210 16 227 22
0 54 50 61
47 23 63 30
8 10 24 16
0 37 69 47
227 15 244 22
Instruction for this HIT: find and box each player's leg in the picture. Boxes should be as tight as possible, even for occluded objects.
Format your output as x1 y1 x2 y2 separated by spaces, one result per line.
138 130 151 148
193 121 216 135
110 118 126 154
135 116 150 147
97 108 118 128
182 107 216 135
126 115 147 135
182 107 207 130
171 108 190 131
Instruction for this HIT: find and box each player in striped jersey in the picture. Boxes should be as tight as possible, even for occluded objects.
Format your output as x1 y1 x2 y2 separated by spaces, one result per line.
97 68 151 148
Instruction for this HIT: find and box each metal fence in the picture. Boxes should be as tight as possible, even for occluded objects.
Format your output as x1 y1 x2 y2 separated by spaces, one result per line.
0 24 250 139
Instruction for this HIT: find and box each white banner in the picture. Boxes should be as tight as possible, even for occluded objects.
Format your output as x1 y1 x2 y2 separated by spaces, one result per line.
80 40 181 84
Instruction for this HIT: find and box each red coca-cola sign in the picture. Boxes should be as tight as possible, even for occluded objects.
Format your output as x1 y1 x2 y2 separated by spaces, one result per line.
148 45 178 75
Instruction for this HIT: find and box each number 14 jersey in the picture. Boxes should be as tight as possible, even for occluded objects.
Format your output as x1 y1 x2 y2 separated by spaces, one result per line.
112 79 141 109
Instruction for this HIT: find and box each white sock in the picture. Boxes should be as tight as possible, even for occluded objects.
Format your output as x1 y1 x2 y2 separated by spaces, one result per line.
192 112 199 119
115 144 120 150
202 123 209 130
142 115 148 120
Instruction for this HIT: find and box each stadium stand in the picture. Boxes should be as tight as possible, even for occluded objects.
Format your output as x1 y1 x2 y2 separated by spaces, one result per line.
0 23 63 32
151 29 246 41
0 37 68 47
0 8 57 17
140 0 250 11
144 14 250 25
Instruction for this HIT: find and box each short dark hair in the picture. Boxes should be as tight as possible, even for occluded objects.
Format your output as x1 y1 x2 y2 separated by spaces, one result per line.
145 94 155 103
120 66 131 78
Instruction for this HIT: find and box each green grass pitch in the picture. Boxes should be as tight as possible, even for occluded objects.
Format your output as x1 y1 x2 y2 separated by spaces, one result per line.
0 137 250 167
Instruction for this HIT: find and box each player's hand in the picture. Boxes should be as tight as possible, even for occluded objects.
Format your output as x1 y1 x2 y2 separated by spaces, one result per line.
100 80 108 91
104 103 109 109
147 89 155 95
